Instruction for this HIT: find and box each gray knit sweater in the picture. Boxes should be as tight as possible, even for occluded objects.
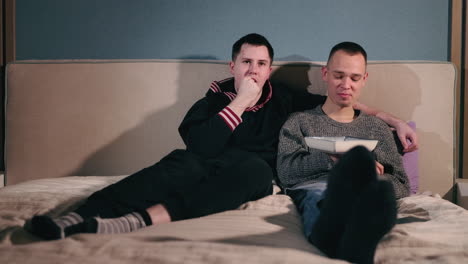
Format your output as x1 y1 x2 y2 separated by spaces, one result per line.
277 105 410 199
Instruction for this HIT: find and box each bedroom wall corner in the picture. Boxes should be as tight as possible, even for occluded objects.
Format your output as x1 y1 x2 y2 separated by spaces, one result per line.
1 0 16 173
456 178 468 209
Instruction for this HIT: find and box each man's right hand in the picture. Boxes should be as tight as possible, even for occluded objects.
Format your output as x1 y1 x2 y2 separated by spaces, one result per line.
330 154 384 175
375 161 384 175
228 77 262 116
329 154 341 162
236 77 262 107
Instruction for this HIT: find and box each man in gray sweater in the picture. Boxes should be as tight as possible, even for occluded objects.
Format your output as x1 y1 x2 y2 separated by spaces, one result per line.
276 42 410 264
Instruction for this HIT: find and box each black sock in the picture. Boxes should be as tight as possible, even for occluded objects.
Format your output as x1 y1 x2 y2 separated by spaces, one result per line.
30 212 84 240
136 209 153 226
309 146 378 257
64 221 89 237
336 180 397 264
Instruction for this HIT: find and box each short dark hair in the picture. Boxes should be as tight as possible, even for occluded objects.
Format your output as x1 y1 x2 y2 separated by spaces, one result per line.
327 41 367 65
232 33 274 63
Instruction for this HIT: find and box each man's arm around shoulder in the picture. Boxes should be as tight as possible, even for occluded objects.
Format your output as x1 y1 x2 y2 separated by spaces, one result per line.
354 102 418 153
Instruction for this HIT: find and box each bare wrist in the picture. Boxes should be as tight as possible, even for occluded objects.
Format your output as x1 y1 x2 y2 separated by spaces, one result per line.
227 102 247 116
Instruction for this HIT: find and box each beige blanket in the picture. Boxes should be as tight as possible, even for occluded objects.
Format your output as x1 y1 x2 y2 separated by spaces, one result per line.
0 176 467 264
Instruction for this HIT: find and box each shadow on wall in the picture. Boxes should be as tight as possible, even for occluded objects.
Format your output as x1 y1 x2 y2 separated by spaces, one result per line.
361 65 453 199
69 56 224 176
270 62 326 111
69 60 324 177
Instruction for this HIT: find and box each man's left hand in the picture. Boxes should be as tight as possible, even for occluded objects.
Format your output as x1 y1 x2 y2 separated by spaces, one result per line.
353 102 419 152
394 121 418 152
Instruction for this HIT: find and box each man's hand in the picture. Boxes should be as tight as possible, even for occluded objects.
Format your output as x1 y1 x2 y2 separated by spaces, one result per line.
329 154 341 162
328 154 384 175
353 102 419 152
330 154 384 175
228 77 262 116
236 77 262 107
375 161 384 175
393 121 418 152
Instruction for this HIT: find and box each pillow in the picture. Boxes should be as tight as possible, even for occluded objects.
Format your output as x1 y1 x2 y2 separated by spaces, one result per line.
402 121 419 194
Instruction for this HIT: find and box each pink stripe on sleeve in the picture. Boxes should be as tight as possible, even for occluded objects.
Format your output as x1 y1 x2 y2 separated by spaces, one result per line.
217 106 242 131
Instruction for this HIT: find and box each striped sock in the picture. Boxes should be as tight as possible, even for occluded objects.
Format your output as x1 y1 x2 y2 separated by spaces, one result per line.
88 212 147 234
31 212 84 240
54 212 84 230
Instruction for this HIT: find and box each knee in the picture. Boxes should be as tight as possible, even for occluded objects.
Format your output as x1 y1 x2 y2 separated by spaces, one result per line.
238 157 273 185
328 146 378 195
227 158 273 200
333 146 376 175
342 146 374 164
160 149 207 177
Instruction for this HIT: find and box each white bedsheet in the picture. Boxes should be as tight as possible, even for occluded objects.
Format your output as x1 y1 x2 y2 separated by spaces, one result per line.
0 176 467 264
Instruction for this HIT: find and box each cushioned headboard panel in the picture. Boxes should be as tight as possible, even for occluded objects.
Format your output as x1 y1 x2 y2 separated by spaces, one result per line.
5 60 456 198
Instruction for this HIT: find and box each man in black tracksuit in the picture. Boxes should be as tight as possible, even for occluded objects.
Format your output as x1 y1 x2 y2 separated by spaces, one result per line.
30 33 418 240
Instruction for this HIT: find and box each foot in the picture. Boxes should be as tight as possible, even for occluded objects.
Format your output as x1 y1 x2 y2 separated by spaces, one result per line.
336 180 397 264
30 215 63 240
327 146 378 194
30 212 84 240
309 146 378 257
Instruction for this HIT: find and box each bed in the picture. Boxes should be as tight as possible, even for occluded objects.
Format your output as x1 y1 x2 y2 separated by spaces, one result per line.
1 60 466 264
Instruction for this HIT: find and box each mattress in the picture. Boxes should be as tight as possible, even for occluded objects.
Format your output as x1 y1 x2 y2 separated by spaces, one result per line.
0 176 467 263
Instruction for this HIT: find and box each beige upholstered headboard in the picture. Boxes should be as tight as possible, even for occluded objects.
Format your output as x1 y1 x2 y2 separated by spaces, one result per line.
4 60 456 199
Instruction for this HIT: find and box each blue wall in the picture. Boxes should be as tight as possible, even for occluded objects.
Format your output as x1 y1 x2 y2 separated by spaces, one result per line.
16 0 450 61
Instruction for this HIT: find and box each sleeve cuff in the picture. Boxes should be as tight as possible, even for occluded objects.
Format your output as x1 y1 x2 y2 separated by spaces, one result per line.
218 106 242 131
